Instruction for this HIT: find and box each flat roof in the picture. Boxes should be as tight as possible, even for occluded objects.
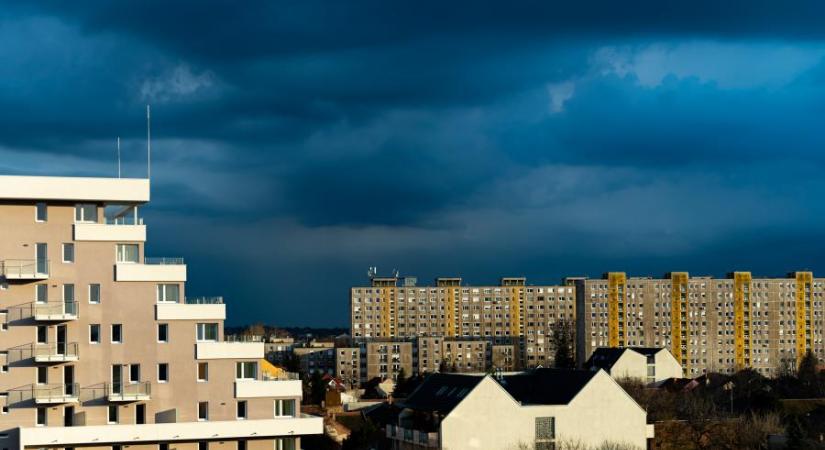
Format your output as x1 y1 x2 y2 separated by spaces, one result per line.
0 175 150 202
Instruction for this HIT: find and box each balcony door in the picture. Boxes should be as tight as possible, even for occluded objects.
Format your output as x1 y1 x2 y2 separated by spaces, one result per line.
64 365 74 396
56 325 67 356
35 243 47 274
112 365 123 394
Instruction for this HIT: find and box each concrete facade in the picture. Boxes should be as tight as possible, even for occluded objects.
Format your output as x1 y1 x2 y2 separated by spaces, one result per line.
0 175 321 450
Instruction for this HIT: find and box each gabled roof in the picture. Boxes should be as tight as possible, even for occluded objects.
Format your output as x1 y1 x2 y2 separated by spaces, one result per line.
585 347 666 371
401 369 599 415
401 373 484 415
499 368 598 405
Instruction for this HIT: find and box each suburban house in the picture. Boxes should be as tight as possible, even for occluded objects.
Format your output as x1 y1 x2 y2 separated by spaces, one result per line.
386 368 654 450
585 347 683 383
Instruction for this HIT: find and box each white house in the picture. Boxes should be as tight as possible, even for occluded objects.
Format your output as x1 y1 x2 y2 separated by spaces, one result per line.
387 368 653 450
585 347 683 383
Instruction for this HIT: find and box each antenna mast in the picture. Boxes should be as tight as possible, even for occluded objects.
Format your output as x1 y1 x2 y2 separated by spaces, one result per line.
146 105 151 180
117 136 121 178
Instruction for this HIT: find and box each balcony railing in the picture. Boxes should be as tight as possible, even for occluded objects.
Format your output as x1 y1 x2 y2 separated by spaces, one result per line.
387 425 439 447
185 296 224 305
1 259 49 279
34 383 80 404
144 257 184 265
33 342 79 362
225 334 264 342
107 381 151 402
33 302 78 321
105 216 145 225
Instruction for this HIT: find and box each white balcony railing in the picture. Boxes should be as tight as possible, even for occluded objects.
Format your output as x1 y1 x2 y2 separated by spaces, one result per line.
34 383 80 404
107 382 152 402
33 302 78 321
33 342 79 362
1 259 49 279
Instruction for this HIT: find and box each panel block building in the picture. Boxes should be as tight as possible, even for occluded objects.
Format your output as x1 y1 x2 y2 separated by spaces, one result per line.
350 276 576 371
569 271 825 377
0 176 321 450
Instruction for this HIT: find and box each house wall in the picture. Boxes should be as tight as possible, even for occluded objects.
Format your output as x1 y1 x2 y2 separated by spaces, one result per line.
441 372 650 450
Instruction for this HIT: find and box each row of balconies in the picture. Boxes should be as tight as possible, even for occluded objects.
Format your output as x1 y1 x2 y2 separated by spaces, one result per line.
8 381 152 405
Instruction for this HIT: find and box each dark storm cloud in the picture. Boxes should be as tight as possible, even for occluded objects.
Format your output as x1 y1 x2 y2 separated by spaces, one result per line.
3 1 825 325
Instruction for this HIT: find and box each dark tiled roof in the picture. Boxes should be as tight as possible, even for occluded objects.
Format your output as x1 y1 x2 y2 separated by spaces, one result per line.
401 369 598 414
499 368 597 405
585 347 665 370
401 373 484 414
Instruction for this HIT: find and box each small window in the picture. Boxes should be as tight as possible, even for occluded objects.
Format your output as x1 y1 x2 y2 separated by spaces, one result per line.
35 284 47 303
198 442 208 450
198 402 209 421
62 243 75 263
89 284 101 304
196 323 218 342
158 324 169 343
237 400 247 420
111 324 122 343
36 407 47 426
108 405 118 424
37 366 47 384
157 284 180 303
36 325 47 344
129 364 141 383
274 399 296 417
236 361 257 380
90 324 101 344
35 203 47 222
197 362 208 382
237 441 246 450
160 444 169 450
75 204 98 223
158 363 169 383
116 244 139 263
63 284 75 303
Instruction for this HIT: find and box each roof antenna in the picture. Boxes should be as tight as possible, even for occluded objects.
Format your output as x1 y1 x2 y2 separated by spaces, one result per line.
117 136 121 178
146 104 151 180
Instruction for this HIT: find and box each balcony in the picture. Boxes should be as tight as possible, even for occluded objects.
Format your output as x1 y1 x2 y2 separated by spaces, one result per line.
156 297 225 321
107 381 151 402
33 342 79 363
115 258 186 282
1 259 49 280
34 383 80 404
74 222 146 242
235 378 302 398
34 302 78 321
196 342 264 360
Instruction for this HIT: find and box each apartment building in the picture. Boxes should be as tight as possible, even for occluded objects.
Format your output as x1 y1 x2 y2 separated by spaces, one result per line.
293 345 336 376
585 347 683 383
416 338 487 374
0 175 322 450
570 272 825 377
364 341 414 382
334 347 360 389
350 276 576 368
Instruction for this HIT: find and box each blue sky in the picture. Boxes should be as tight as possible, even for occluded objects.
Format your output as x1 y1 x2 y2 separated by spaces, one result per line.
3 1 825 326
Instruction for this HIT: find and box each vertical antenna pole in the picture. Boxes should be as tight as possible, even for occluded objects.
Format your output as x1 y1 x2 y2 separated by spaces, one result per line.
146 104 151 180
117 136 121 178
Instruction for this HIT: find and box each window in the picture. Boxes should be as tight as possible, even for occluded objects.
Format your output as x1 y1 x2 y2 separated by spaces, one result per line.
36 325 47 344
63 284 75 304
37 366 47 384
236 361 257 380
75 204 98 223
36 407 47 426
90 324 100 344
160 444 169 450
116 244 139 263
111 324 122 343
35 284 47 303
157 284 180 303
237 400 247 419
158 324 168 343
158 363 169 383
237 441 246 450
198 402 209 421
198 442 208 450
274 399 296 417
62 243 75 263
197 362 208 382
89 284 101 304
35 203 47 222
535 416 555 450
275 438 296 450
108 405 118 424
129 364 140 383
196 323 218 342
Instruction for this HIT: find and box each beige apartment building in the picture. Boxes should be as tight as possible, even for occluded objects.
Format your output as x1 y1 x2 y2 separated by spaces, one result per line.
350 276 576 368
416 338 487 374
364 341 413 383
0 175 321 450
569 272 825 377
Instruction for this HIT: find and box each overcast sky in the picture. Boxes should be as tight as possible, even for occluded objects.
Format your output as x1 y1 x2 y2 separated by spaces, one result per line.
3 1 825 326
